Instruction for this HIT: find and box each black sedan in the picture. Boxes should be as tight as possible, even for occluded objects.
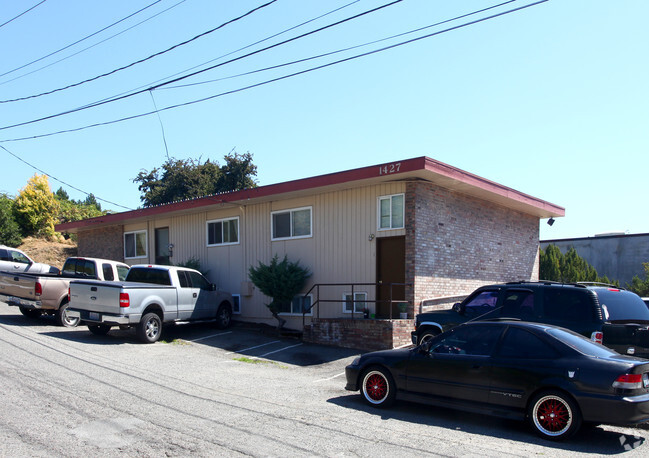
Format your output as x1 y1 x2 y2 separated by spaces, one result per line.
345 321 649 441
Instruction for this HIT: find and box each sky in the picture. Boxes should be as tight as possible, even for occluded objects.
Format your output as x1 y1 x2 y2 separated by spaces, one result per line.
0 0 646 241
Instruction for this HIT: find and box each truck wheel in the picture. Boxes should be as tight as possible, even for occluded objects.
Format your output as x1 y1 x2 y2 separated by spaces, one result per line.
418 328 440 345
56 302 80 327
88 324 111 335
137 313 162 343
215 303 232 329
19 306 41 319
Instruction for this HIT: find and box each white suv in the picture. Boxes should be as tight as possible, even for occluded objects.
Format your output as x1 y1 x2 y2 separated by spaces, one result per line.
0 245 59 274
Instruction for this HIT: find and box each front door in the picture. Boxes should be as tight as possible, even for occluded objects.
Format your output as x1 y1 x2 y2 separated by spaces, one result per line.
155 227 170 265
376 236 405 318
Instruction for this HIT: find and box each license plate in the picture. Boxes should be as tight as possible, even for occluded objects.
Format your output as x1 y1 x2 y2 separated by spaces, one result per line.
89 312 100 321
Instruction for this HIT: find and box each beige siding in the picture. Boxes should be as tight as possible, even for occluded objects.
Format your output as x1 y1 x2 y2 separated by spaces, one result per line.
120 183 406 327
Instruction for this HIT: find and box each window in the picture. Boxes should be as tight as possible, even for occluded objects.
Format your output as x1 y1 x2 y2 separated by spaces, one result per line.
343 292 367 313
378 194 404 230
207 217 239 246
124 231 147 259
497 328 559 359
102 263 114 281
543 289 595 323
116 265 129 281
430 325 502 356
62 258 97 278
463 290 499 316
9 250 31 264
125 267 171 285
271 207 312 240
278 294 313 315
232 294 241 314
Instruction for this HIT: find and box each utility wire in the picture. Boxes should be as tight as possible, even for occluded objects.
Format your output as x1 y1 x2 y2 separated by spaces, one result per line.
162 0 517 91
0 144 133 210
0 0 48 29
0 0 165 80
0 0 404 131
0 0 548 143
0 0 189 90
0 0 277 103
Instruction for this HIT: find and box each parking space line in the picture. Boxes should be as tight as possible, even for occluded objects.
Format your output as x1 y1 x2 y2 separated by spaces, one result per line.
313 372 345 383
189 331 232 342
224 340 281 355
259 343 303 357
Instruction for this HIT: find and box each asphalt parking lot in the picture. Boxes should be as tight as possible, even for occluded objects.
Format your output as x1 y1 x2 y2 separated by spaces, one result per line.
1 299 649 457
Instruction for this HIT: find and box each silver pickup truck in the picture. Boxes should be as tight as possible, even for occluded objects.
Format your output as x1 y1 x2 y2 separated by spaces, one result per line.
68 265 234 343
0 257 129 327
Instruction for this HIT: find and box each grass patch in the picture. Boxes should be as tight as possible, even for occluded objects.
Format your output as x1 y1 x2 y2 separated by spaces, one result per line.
161 338 191 345
233 357 287 368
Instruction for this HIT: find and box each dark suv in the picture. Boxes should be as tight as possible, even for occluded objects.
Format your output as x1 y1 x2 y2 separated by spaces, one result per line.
412 281 649 358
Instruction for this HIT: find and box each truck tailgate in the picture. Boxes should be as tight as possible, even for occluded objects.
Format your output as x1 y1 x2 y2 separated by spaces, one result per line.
69 280 123 314
0 271 37 299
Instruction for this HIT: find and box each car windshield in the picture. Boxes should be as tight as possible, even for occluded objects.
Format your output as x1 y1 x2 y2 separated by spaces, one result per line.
595 289 649 321
546 327 619 358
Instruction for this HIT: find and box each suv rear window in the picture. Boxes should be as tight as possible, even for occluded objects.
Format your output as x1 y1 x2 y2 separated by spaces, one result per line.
595 289 649 321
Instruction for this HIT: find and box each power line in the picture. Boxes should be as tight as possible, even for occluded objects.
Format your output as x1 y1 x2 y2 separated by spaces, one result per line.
0 144 133 210
0 0 189 90
0 0 165 80
0 0 549 143
0 0 48 29
0 0 278 103
0 0 404 132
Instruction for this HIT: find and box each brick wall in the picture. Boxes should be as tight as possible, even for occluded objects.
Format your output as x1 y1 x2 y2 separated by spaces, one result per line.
77 226 124 261
405 181 539 314
304 318 414 351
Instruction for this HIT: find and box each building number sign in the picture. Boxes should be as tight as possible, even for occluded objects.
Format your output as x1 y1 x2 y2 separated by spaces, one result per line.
379 162 401 175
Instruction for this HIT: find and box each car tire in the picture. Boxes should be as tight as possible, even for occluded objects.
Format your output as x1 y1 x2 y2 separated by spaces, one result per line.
87 324 111 336
360 367 396 408
215 303 232 329
19 306 41 319
528 390 582 441
417 328 440 345
56 301 79 327
137 312 162 343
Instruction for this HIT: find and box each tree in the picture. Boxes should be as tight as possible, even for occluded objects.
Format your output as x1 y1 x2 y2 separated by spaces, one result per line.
13 174 59 238
133 151 258 207
539 244 617 285
627 263 649 297
0 193 22 247
248 255 311 329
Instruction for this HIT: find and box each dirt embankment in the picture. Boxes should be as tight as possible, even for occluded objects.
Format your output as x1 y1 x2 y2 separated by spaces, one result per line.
18 237 77 270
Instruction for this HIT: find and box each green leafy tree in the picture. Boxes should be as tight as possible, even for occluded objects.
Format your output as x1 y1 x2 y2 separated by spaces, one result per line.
248 255 311 329
627 263 649 297
540 244 617 285
0 193 23 247
13 174 59 238
133 151 258 207
54 187 105 227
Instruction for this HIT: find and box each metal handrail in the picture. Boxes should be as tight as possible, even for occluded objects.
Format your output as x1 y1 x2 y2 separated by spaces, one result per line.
301 282 412 327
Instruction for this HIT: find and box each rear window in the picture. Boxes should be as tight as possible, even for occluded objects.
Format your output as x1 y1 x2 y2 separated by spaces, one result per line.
595 289 649 321
126 268 171 286
546 327 618 358
62 259 97 278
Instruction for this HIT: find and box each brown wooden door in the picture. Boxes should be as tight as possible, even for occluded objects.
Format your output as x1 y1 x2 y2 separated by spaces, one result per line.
376 236 405 318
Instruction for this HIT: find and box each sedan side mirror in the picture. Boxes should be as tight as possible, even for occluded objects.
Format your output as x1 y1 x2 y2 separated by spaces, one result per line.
452 302 463 315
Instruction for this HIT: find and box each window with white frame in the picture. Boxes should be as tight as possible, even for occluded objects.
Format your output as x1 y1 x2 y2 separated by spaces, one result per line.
232 294 241 314
124 230 147 259
207 217 239 246
271 207 312 240
278 294 313 315
378 193 404 230
343 292 367 313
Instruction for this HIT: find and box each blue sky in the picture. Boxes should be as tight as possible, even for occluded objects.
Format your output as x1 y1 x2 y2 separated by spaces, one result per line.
0 0 646 241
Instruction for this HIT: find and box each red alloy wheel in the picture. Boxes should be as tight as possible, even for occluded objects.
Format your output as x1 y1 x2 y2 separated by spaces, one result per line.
365 373 388 402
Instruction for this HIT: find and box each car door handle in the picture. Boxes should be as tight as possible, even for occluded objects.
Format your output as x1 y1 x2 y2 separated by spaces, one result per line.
193 293 197 298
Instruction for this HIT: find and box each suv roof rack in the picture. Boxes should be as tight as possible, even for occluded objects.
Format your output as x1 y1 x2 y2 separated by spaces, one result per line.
504 280 588 288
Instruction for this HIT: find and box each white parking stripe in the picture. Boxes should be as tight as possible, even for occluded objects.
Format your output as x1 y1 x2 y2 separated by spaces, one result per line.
224 340 281 355
189 331 232 342
313 372 345 383
259 343 303 357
